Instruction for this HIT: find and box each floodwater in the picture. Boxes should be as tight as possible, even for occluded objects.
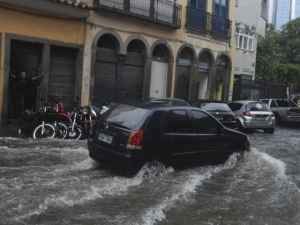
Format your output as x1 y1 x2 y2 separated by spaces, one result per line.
0 127 300 225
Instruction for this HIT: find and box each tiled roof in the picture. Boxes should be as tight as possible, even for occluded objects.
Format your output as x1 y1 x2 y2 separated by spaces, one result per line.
51 0 92 9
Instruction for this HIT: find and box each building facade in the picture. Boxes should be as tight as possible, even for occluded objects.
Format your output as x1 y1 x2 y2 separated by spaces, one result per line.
81 0 236 106
0 0 90 122
234 0 266 82
0 0 236 122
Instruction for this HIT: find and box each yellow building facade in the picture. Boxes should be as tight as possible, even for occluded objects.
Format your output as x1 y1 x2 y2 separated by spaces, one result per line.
0 2 88 122
81 0 236 106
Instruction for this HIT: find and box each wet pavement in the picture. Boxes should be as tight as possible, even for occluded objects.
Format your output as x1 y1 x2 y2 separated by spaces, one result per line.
0 127 300 225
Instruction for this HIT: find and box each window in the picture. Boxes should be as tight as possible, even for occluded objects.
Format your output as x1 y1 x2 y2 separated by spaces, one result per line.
243 36 248 49
276 100 296 107
214 0 229 18
238 35 243 49
200 103 232 112
191 110 219 133
191 0 206 9
228 103 243 111
165 110 191 133
249 38 253 51
105 104 150 130
270 100 277 107
236 33 255 51
246 102 269 111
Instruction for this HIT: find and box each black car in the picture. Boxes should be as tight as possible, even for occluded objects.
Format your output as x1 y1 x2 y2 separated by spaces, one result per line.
88 104 250 175
193 101 238 129
141 98 190 107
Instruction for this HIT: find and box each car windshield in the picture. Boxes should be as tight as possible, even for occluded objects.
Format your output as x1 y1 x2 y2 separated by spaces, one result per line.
104 104 150 130
201 103 231 112
276 99 296 107
246 102 268 111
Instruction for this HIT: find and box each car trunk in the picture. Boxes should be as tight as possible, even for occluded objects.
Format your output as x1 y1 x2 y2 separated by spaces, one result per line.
94 121 132 153
248 111 273 123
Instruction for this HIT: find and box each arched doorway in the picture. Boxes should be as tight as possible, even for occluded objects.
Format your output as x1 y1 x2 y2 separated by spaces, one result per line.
175 46 195 101
93 33 120 106
120 39 146 103
194 49 214 101
215 54 231 101
150 43 171 98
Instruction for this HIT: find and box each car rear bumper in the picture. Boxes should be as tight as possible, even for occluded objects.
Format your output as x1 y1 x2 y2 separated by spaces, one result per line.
241 119 275 129
88 139 146 171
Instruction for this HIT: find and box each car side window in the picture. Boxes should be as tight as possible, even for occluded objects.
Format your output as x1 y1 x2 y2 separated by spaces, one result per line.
165 110 191 133
271 100 277 107
191 110 219 134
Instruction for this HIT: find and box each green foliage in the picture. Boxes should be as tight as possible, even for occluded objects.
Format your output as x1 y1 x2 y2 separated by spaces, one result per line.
274 64 300 85
256 19 300 85
256 28 282 81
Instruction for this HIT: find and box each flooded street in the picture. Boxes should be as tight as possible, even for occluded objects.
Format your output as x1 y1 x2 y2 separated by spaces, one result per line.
1 128 300 225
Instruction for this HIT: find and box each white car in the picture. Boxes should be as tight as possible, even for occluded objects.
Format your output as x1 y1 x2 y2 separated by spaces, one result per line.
229 101 276 133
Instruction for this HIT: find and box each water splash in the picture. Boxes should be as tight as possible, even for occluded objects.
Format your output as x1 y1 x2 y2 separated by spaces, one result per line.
134 153 240 225
14 161 174 222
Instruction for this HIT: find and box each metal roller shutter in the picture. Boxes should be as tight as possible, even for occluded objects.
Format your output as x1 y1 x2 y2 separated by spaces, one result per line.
93 48 117 106
48 46 77 111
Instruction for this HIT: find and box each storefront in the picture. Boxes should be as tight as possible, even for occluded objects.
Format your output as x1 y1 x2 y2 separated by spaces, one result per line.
0 2 88 122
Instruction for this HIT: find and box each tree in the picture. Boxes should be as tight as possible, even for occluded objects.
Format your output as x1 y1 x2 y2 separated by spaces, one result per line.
281 18 300 64
274 64 300 86
256 27 282 81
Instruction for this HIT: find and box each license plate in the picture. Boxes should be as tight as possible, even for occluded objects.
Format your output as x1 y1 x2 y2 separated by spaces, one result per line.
98 133 113 144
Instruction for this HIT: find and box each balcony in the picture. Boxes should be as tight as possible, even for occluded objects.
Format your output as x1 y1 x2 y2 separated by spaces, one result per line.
186 6 231 41
96 0 182 29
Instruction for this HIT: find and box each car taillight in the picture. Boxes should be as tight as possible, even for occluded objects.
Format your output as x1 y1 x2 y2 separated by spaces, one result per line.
127 130 144 150
243 111 252 116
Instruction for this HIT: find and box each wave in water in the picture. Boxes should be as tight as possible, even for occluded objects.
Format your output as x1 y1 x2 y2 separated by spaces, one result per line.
14 162 174 222
134 153 240 225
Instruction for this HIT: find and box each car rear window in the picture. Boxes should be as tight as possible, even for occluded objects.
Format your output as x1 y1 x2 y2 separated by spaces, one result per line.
228 103 243 111
201 103 231 112
246 102 268 111
104 104 150 130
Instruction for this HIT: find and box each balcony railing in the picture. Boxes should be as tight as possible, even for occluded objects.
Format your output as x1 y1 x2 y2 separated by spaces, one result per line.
97 0 182 29
186 6 231 41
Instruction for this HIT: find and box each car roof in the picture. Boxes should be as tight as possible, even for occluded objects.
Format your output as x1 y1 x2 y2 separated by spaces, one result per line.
230 100 263 104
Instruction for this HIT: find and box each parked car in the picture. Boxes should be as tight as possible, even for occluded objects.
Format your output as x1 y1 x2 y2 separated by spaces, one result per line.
260 98 300 124
88 104 250 175
192 101 238 129
228 101 275 133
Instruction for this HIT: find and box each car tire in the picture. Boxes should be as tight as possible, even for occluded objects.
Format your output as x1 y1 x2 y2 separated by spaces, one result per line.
274 113 281 125
264 128 274 134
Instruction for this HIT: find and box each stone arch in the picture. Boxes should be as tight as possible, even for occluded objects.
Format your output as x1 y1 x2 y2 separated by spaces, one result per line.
125 35 150 57
148 40 174 98
199 48 215 66
174 45 196 100
92 29 125 54
187 48 215 101
177 44 197 64
90 31 125 106
150 40 174 62
214 53 232 101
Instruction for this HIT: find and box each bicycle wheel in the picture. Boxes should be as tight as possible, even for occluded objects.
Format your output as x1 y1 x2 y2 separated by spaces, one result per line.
55 122 68 139
67 125 82 140
33 123 56 139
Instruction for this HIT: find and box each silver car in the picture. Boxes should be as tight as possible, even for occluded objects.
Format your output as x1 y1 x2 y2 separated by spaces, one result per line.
229 101 276 133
